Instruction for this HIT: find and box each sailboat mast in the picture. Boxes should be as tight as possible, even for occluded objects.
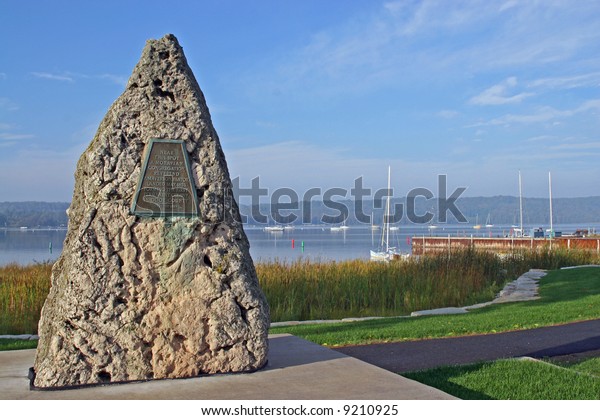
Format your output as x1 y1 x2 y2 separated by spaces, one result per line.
549 171 553 236
385 166 391 253
518 170 523 235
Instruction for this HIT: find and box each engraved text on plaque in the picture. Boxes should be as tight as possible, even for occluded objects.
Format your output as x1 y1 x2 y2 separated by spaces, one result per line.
131 139 198 217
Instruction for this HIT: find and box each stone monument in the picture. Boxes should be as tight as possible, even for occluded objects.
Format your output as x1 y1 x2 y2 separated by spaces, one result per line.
32 34 270 388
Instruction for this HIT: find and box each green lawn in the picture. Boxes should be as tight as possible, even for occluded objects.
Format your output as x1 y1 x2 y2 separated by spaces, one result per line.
271 267 600 346
553 355 600 377
0 338 38 351
403 358 600 400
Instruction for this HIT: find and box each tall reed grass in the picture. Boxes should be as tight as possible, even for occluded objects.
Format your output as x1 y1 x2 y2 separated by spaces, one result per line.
1 248 598 334
0 262 51 334
258 248 600 322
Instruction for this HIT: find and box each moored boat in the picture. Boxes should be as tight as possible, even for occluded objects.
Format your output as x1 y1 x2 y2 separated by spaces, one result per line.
264 226 284 232
370 166 409 261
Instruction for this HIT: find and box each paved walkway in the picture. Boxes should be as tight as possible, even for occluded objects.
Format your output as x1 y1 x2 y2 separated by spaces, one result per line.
0 334 455 400
336 318 600 373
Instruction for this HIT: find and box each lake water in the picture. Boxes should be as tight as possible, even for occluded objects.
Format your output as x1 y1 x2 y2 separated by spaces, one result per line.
1 223 599 266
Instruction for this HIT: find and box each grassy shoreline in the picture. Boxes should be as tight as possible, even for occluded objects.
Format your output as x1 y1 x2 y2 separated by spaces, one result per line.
258 248 600 323
1 248 599 337
0 262 51 335
258 250 510 321
271 266 600 346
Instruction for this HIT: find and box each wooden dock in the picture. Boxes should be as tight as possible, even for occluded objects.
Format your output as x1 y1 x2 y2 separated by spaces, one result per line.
412 236 600 255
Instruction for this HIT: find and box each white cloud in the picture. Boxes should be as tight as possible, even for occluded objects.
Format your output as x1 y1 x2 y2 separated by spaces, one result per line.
469 77 534 106
438 110 460 119
0 133 35 141
95 73 128 86
499 0 518 12
488 107 564 125
529 72 600 90
254 1 600 99
30 71 127 86
383 0 496 36
468 2 600 70
577 99 600 112
232 141 481 193
526 135 555 143
225 140 454 194
550 142 600 151
30 72 74 82
472 99 600 126
0 122 34 143
223 138 600 198
0 97 19 111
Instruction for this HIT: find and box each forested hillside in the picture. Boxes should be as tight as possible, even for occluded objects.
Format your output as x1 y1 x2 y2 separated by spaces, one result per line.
1 196 599 228
0 202 69 228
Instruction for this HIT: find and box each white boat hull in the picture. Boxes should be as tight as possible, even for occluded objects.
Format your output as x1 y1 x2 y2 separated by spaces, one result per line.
370 250 389 261
370 249 409 262
264 226 284 232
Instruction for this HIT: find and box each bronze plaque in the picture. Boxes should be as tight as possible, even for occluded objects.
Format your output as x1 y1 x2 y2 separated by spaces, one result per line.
131 139 199 217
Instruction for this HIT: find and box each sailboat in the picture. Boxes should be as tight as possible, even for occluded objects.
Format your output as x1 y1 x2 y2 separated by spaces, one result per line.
264 225 284 232
485 213 493 228
370 167 407 261
547 171 554 239
371 212 380 230
428 207 437 230
511 170 525 238
330 219 349 232
473 214 481 230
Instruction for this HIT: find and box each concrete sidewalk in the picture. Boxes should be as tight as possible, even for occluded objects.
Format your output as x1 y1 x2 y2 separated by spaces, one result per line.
0 334 455 400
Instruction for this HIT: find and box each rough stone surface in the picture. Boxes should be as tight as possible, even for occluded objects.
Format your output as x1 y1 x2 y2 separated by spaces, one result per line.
33 34 269 388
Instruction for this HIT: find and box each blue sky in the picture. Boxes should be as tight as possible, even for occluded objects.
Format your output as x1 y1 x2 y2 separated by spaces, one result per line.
1 0 600 201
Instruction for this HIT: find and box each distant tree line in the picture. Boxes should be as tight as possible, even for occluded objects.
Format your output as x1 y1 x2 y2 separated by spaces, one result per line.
240 195 600 226
0 202 69 228
1 196 599 228
452 196 600 225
